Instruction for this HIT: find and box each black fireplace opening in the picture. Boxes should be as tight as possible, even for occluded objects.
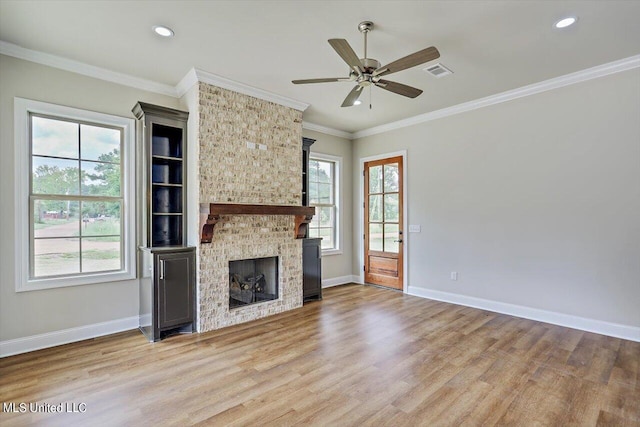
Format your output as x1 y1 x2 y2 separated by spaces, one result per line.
229 256 279 309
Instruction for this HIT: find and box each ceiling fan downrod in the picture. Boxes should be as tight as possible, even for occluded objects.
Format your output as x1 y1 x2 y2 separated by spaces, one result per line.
358 21 373 60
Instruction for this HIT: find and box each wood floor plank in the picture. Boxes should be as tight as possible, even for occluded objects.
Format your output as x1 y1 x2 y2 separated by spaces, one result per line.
1 284 638 426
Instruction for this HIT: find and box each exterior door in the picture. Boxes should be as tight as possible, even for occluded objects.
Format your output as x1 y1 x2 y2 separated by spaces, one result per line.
364 156 403 290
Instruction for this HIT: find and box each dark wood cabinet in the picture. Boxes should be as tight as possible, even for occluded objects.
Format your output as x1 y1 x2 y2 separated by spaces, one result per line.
302 137 322 301
303 238 322 301
139 247 196 342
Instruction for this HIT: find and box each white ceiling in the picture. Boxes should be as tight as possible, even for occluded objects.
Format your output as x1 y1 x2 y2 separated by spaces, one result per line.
1 1 639 134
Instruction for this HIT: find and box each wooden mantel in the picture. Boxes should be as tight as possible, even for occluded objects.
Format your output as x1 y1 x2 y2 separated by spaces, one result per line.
200 203 315 243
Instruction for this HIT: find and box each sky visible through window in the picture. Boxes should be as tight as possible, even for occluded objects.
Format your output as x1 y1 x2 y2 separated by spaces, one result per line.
31 115 123 278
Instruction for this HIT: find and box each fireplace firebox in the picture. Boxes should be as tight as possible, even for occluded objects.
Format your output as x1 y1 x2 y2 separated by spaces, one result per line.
229 256 278 309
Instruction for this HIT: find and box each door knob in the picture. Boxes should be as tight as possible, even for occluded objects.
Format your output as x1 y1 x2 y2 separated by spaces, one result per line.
394 239 403 243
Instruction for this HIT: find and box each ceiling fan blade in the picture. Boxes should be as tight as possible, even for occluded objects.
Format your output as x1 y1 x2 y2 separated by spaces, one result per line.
375 79 423 98
373 46 440 77
341 85 363 107
292 78 350 84
328 39 363 75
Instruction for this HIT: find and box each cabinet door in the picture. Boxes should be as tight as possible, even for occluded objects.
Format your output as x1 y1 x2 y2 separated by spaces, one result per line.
303 239 322 299
157 252 194 328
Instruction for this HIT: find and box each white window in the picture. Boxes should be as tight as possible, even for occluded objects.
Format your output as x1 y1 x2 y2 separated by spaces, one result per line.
308 153 341 254
14 98 135 291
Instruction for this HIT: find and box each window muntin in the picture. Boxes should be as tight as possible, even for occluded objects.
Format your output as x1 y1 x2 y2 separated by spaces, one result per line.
29 114 124 279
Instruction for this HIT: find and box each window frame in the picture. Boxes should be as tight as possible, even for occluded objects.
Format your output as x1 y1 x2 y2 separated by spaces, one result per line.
308 152 342 255
14 98 136 292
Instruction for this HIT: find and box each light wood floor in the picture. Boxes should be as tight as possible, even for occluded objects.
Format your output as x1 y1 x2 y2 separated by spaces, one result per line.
1 284 639 426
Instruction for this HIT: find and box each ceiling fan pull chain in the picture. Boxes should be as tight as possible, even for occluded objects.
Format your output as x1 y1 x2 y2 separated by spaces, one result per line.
370 86 372 109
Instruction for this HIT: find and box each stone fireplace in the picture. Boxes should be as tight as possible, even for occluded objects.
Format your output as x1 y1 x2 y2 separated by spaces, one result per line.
196 81 305 332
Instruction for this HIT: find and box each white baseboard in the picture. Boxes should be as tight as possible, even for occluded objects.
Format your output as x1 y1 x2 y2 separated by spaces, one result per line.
0 316 139 358
322 275 361 288
407 286 640 342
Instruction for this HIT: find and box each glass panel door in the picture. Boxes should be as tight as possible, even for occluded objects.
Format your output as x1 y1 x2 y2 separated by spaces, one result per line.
364 156 403 290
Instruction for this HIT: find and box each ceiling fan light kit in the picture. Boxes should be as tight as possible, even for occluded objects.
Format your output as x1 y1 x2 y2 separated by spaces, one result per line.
292 21 440 108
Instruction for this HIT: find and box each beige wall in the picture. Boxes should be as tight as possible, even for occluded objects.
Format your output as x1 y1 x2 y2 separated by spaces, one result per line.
353 69 640 327
302 129 354 281
3 50 636 345
0 55 181 341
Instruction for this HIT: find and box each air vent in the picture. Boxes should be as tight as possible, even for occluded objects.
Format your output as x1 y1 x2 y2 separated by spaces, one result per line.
424 63 453 78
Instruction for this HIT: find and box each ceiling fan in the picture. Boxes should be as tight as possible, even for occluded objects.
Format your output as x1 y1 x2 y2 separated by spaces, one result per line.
292 21 440 108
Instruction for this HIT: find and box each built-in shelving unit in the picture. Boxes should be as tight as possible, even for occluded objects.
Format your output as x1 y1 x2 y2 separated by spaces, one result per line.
132 102 195 342
302 137 314 208
301 137 322 301
133 102 188 247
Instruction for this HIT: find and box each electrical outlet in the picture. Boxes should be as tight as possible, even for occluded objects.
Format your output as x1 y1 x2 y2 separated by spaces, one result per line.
258 144 267 150
450 272 458 281
246 141 256 149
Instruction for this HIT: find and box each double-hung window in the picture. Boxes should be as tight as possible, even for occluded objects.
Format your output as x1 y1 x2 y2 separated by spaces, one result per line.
15 98 135 291
308 153 341 254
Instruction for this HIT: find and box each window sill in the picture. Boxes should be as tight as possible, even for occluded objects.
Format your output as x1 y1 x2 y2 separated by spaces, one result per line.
17 270 136 292
321 249 343 257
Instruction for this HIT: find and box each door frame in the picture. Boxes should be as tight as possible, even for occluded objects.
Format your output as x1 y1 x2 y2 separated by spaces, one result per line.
358 150 408 293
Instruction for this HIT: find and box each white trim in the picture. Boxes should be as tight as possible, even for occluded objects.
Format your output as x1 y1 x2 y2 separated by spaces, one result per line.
181 68 310 111
353 54 640 139
321 249 343 256
175 68 199 98
14 97 137 292
0 316 139 358
322 275 361 288
0 41 178 97
309 152 342 254
303 122 353 139
407 286 640 343
3 40 637 138
358 150 409 293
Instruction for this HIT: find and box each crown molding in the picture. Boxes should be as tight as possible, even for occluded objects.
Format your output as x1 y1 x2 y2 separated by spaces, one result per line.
180 68 310 112
0 41 309 111
175 68 199 98
0 40 178 97
302 121 353 139
3 39 637 135
353 54 640 139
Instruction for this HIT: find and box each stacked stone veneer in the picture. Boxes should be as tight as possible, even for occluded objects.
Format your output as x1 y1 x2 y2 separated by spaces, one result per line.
197 82 304 331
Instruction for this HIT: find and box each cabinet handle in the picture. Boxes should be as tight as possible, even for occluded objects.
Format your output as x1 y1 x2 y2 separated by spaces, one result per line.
159 260 165 279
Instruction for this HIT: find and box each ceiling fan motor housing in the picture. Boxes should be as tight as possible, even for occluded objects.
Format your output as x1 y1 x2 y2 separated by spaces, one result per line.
353 58 381 87
360 58 381 72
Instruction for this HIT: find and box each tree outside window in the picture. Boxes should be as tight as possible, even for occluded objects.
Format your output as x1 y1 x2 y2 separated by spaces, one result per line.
30 115 123 278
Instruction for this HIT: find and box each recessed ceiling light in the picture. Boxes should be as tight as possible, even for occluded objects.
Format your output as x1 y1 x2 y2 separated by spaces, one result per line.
153 25 174 37
554 16 577 29
354 100 362 106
